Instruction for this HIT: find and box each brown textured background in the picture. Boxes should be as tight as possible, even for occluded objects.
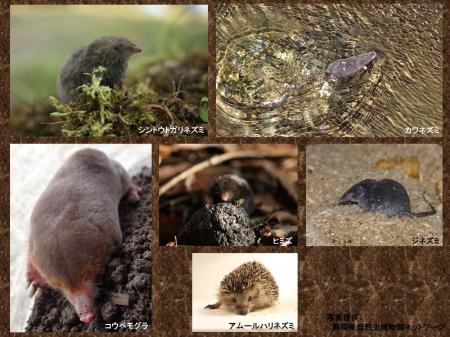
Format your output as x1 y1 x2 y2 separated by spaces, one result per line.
2 0 449 337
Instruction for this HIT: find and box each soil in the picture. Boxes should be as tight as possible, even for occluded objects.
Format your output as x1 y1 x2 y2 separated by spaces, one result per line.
306 144 443 246
177 202 256 246
25 167 152 332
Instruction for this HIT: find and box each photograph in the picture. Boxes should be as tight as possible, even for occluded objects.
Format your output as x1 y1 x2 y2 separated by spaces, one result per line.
192 253 298 332
158 144 298 246
216 3 442 137
10 5 208 136
306 144 443 246
10 144 151 332
1 0 449 336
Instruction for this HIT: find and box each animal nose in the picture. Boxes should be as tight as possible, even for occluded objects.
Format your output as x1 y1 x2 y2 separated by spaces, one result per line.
239 308 248 315
220 192 230 201
79 313 94 323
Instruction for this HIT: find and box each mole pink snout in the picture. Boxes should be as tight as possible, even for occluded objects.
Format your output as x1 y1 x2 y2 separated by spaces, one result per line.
79 313 95 324
220 192 231 202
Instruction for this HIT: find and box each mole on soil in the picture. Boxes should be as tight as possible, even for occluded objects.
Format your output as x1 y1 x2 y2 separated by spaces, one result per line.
338 178 436 218
205 261 279 315
27 148 142 324
207 174 256 214
57 36 141 102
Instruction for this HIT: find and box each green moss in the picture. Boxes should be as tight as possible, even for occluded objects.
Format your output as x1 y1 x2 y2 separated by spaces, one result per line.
50 58 207 136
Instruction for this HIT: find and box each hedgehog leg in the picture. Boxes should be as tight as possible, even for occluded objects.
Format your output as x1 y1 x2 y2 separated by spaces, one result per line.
205 301 222 310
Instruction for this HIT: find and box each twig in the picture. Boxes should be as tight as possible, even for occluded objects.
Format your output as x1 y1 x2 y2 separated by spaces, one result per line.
260 161 297 201
159 192 201 208
109 292 129 306
145 104 177 123
40 121 67 125
159 151 292 196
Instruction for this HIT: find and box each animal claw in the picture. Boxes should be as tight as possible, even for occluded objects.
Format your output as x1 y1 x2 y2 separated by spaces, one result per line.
234 199 245 207
29 284 39 297
127 184 142 203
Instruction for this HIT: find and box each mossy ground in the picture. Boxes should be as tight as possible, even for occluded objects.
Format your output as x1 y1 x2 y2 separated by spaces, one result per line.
12 52 208 136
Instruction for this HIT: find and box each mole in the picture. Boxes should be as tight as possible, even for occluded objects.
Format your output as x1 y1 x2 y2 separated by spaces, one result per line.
27 148 142 324
208 175 256 214
338 178 436 218
326 50 377 81
57 36 142 102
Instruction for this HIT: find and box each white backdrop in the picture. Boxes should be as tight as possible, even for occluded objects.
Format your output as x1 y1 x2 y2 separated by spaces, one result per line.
10 144 151 332
192 253 298 332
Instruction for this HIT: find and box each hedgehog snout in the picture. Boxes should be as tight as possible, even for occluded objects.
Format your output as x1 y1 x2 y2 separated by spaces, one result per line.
236 305 249 315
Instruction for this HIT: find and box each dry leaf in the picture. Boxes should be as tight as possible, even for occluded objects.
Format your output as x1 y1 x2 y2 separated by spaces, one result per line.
399 157 420 179
375 156 420 179
375 155 402 169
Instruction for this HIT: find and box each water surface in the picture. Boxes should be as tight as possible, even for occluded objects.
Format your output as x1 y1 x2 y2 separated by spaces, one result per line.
216 4 442 137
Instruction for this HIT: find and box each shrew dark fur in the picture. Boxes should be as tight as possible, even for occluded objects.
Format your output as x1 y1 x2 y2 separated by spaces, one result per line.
57 36 141 102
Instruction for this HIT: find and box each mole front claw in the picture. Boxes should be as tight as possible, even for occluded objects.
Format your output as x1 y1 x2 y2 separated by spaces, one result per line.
27 258 48 296
204 197 214 207
234 198 245 207
127 184 142 203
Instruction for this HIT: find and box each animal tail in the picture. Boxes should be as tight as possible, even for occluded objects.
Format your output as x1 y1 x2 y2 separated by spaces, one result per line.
412 194 437 218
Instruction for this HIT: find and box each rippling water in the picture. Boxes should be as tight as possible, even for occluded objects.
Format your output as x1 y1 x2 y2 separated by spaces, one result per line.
216 4 442 137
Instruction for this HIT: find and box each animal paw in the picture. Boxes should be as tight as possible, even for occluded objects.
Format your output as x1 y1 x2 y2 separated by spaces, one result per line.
205 302 222 310
127 184 142 203
204 197 214 206
233 198 245 207
27 258 47 296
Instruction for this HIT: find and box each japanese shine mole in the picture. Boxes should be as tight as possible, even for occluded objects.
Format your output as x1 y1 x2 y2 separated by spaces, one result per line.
338 179 436 218
27 148 142 324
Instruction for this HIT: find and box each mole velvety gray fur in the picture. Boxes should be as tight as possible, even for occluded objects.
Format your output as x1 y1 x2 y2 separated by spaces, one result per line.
27 148 142 324
338 179 436 218
326 50 377 79
57 36 141 102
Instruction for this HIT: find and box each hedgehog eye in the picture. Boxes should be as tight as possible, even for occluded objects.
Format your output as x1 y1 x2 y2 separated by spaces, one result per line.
232 298 237 303
248 295 252 301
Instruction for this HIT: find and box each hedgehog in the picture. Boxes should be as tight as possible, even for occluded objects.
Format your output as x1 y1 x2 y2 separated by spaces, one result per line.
57 36 141 102
205 261 279 315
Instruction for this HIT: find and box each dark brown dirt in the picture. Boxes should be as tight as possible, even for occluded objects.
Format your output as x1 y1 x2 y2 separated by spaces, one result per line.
25 167 152 332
